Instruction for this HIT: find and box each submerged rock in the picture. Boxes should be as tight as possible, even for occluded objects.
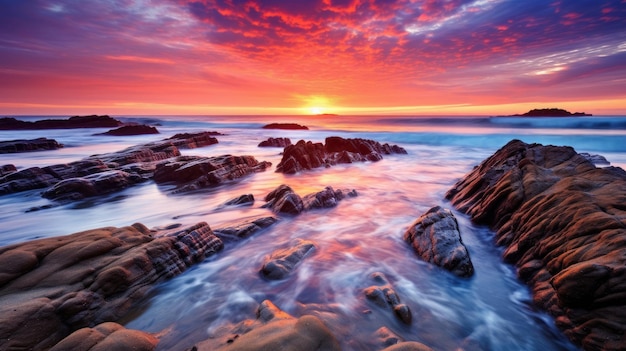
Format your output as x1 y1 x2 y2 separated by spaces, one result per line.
0 222 223 350
403 206 474 277
261 239 316 280
192 300 340 351
363 272 412 325
258 137 292 147
446 139 626 351
276 136 407 174
0 138 64 153
213 216 278 241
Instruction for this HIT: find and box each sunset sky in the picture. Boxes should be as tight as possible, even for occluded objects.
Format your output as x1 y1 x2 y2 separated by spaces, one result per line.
0 0 625 115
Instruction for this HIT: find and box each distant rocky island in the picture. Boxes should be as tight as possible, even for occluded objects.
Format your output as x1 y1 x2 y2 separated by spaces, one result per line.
262 123 309 130
507 108 592 117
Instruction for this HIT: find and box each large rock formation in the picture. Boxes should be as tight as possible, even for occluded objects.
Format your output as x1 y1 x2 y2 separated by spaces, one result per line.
0 138 64 153
446 139 626 351
49 322 158 351
192 300 341 351
0 222 223 350
0 115 122 130
403 206 474 277
276 137 407 174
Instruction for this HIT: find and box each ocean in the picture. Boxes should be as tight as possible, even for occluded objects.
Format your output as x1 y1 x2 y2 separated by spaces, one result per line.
1 114 625 350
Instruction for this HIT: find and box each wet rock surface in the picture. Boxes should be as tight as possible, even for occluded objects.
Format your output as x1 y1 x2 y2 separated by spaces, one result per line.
403 206 474 277
446 139 626 351
263 184 357 215
0 115 123 130
153 155 271 193
213 215 279 241
364 272 412 325
261 239 316 280
49 322 158 351
276 137 407 174
258 137 292 147
0 222 223 350
191 300 341 351
0 138 64 153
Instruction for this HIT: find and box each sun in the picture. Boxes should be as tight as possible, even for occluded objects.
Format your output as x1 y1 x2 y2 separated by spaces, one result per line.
309 106 324 115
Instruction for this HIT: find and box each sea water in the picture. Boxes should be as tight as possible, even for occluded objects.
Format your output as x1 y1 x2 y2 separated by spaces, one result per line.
1 115 625 350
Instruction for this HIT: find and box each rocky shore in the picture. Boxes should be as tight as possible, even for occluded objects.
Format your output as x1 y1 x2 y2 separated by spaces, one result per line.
446 139 626 351
1 130 624 350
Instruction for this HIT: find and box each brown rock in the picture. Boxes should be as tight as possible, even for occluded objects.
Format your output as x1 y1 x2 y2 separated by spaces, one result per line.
192 300 340 351
0 222 223 350
403 206 474 277
258 137 292 147
261 239 316 280
49 322 158 351
95 124 159 136
213 216 279 241
445 139 626 351
364 272 412 325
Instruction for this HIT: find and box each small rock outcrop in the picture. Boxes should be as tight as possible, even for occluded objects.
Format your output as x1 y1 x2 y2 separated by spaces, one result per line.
95 125 159 136
0 115 122 130
258 137 292 147
276 137 407 174
364 272 412 325
510 108 592 117
153 155 271 193
445 139 626 351
49 322 158 351
262 123 309 130
260 239 316 280
0 164 16 176
0 138 64 153
0 222 223 350
192 300 340 351
403 206 474 277
213 216 279 241
263 184 357 215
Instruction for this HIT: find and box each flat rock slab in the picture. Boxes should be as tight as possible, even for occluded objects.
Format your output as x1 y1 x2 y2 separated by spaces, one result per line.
192 300 340 351
275 136 407 174
446 139 626 351
95 125 159 136
0 138 64 153
0 221 223 350
403 206 474 277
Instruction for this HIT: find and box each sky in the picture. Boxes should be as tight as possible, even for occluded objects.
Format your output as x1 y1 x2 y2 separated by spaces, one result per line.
0 0 625 116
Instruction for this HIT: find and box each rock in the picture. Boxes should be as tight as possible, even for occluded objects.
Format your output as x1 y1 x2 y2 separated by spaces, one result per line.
0 222 223 350
263 184 305 215
363 272 412 325
263 184 357 215
222 194 255 207
0 164 16 176
260 239 316 280
42 170 144 201
0 115 122 130
376 326 402 347
445 139 626 351
192 300 341 351
381 341 434 351
49 322 158 351
258 137 292 147
580 152 610 166
403 206 474 277
0 132 222 198
153 155 271 193
509 108 592 117
276 137 407 174
95 125 159 136
0 138 64 153
213 216 279 241
262 123 309 130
